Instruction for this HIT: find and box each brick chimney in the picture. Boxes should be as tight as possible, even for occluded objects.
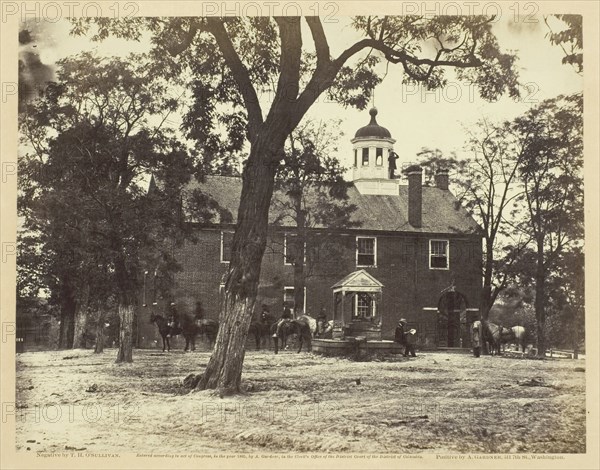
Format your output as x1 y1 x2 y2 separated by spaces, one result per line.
405 165 423 228
435 169 449 190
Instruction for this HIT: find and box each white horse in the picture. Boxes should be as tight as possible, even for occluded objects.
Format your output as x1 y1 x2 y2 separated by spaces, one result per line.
501 325 527 352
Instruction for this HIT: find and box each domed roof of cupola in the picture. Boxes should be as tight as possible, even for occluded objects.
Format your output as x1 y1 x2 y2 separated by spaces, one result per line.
354 107 392 139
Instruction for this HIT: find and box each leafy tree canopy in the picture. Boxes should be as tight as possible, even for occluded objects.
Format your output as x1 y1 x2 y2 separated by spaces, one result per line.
70 16 521 165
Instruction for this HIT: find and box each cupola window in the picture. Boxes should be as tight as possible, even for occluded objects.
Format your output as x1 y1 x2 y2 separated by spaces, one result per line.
376 148 383 166
362 148 369 166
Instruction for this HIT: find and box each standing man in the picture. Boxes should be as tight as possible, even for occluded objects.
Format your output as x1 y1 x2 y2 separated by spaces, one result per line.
395 318 417 357
388 151 400 179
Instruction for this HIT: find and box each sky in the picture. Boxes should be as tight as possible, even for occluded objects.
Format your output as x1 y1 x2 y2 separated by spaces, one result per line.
19 15 583 176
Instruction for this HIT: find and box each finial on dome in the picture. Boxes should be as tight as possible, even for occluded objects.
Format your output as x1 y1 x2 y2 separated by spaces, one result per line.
354 106 392 139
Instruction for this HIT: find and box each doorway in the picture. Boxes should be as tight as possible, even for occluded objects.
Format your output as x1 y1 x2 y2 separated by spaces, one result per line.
437 290 468 347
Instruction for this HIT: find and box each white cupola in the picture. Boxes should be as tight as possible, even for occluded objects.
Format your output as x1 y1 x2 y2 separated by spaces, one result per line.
350 108 399 195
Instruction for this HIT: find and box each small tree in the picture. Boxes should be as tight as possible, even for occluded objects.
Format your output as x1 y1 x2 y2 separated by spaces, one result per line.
270 119 358 315
513 93 583 357
417 140 525 325
459 120 532 321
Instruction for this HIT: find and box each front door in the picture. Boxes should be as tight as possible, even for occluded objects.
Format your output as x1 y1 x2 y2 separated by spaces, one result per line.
447 310 461 347
437 290 468 348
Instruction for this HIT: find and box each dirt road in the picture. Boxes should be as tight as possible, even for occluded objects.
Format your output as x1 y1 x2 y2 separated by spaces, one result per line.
14 347 585 454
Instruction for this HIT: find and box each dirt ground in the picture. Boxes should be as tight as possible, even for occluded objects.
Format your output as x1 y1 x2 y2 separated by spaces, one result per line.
14 345 586 454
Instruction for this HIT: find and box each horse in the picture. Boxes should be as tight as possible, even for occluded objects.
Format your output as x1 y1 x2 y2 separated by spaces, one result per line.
151 312 217 352
248 311 276 350
150 313 182 352
500 325 527 353
273 319 312 354
195 318 219 348
482 321 504 356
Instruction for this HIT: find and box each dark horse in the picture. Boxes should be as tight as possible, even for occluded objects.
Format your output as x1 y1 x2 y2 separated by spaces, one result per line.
248 312 276 350
150 313 183 352
273 319 312 354
150 313 218 352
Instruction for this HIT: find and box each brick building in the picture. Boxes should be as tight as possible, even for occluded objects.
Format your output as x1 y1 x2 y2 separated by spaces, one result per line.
137 108 482 349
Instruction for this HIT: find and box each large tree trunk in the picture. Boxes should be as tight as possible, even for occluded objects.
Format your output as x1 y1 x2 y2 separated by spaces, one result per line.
94 309 106 354
116 302 134 363
196 293 255 393
196 137 280 394
72 283 90 349
534 237 546 358
113 244 136 363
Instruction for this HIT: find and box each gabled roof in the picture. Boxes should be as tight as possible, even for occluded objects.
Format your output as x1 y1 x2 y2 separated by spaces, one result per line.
332 269 384 293
182 175 481 235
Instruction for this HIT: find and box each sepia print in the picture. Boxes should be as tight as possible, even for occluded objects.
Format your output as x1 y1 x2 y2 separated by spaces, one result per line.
1 1 597 468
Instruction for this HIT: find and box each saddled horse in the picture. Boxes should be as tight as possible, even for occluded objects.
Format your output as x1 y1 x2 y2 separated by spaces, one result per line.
150 313 183 352
151 313 217 352
273 319 312 354
482 321 506 356
500 325 527 353
248 312 276 350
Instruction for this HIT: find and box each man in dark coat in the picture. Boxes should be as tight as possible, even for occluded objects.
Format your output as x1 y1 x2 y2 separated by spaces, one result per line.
395 318 416 357
281 307 293 320
388 152 399 179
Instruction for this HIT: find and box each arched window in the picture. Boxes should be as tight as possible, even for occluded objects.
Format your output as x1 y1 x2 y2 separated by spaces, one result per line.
354 149 357 167
362 148 369 166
